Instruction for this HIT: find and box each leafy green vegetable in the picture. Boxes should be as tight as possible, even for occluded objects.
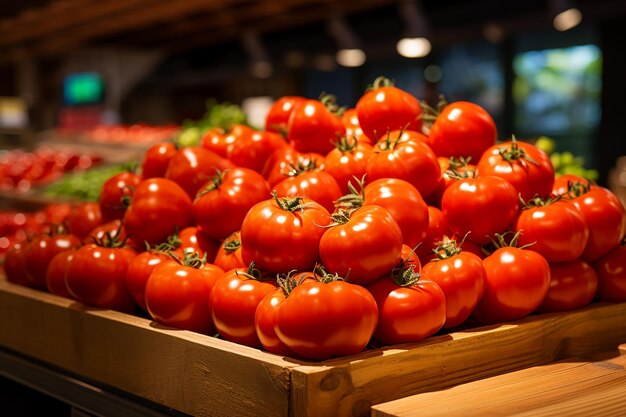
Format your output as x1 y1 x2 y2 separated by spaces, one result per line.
44 164 129 201
535 136 598 181
177 99 248 147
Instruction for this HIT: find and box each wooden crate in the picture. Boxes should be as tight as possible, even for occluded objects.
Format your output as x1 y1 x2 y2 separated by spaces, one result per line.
1 278 626 417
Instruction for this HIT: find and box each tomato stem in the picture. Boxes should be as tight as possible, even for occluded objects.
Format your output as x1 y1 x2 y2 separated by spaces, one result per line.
272 191 312 213
334 135 359 153
313 264 347 283
196 169 226 199
431 235 463 261
235 261 263 281
445 156 476 180
497 136 540 166
223 233 241 254
391 261 421 287
319 93 346 117
277 270 309 297
334 175 366 210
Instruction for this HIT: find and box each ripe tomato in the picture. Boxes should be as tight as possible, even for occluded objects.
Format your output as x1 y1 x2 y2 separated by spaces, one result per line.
213 231 246 272
593 244 626 302
241 195 330 273
442 176 519 245
145 256 224 333
287 97 345 155
87 219 140 251
228 130 288 173
200 125 253 158
341 108 372 144
125 250 171 311
273 169 342 214
67 202 102 240
430 157 477 207
323 137 373 194
319 206 403 285
173 227 219 262
98 171 142 223
427 101 497 162
45 249 76 298
415 206 452 263
536 259 597 313
401 244 421 270
193 168 270 240
265 96 306 134
209 264 277 347
477 139 555 201
141 142 177 179
274 274 378 360
165 146 235 198
24 228 81 290
261 147 324 187
4 243 31 287
552 174 591 197
366 130 441 199
421 239 486 328
514 199 589 262
356 77 422 141
124 178 193 246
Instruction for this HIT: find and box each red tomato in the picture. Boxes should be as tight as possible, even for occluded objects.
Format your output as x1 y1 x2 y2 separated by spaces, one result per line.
141 142 177 179
125 250 172 311
593 244 626 302
319 206 403 285
442 176 519 245
165 147 235 198
536 259 597 313
261 147 324 187
4 243 31 287
323 137 373 194
213 231 246 272
43 203 72 224
426 101 497 162
173 227 219 262
274 169 342 214
241 195 330 273
366 130 441 199
356 77 422 141
228 130 288 173
98 171 142 223
67 202 102 240
88 219 136 249
145 257 224 333
421 240 486 328
66 243 138 313
287 98 345 155
45 249 76 298
265 96 306 134
209 265 277 347
200 126 250 158
24 229 81 290
341 108 372 144
367 264 446 344
472 244 550 324
193 168 270 240
274 275 378 360
430 157 477 207
415 206 452 263
477 139 555 201
401 244 421 271
124 178 193 246
552 174 592 197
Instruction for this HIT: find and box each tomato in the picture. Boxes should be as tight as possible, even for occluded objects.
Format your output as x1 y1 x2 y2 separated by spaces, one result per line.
472 241 550 324
145 255 224 333
356 77 422 141
66 242 138 313
593 244 626 302
415 206 452 263
430 157 477 207
228 130 288 173
125 250 171 311
213 231 246 272
98 171 142 223
209 264 277 347
4 243 31 287
367 263 446 344
193 168 270 240
274 169 342 214
426 101 497 162
43 203 72 224
421 238 486 328
67 202 102 240
366 130 441 199
241 195 330 273
323 137 373 194
536 259 597 313
265 96 306 134
165 147 235 198
401 244 421 270
287 97 345 155
341 108 372 144
274 273 378 360
23 228 81 290
442 176 519 245
200 125 253 159
87 219 140 251
552 174 591 197
124 178 193 246
319 205 403 285
262 146 324 187
477 139 555 201
45 249 76 298
141 142 177 179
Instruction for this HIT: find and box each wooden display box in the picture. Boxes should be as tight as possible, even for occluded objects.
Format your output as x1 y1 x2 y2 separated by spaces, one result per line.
1 278 626 417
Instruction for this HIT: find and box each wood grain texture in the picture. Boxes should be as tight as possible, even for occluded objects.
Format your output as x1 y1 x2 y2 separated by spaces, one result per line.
371 351 626 417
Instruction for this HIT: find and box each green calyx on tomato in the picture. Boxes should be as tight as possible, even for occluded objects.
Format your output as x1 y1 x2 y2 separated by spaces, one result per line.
313 264 348 284
234 261 263 281
432 235 464 260
518 193 561 209
319 94 346 117
222 234 241 254
420 94 449 125
444 156 476 180
195 169 227 199
390 260 422 287
91 223 127 248
282 158 319 177
334 135 359 153
564 180 593 198
276 270 309 297
497 136 539 166
488 231 535 251
169 251 208 269
334 175 366 210
271 191 312 213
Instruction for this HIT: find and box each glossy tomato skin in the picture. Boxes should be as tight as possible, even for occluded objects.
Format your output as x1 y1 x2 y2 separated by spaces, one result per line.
165 147 235 198
356 84 422 141
341 108 372 144
401 244 421 271
125 251 171 311
173 227 219 262
273 170 342 214
24 232 81 290
477 141 555 201
422 251 486 328
66 244 138 313
593 245 626 302
209 269 277 347
45 249 76 298
262 147 325 187
241 197 330 273
552 174 591 197
319 205 403 285
275 280 378 360
515 201 589 262
427 102 497 162
430 157 477 207
141 142 177 179
536 259 597 313
200 125 253 158
324 140 373 194
213 231 246 272
123 178 193 246
67 202 102 240
145 262 224 333
442 176 519 245
98 171 142 223
415 206 452 263
4 243 31 287
193 168 270 240
228 130 288 173
287 99 345 155
265 96 306 134
472 247 550 324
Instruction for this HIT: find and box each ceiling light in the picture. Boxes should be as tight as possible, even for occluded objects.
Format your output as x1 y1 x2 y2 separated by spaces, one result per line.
397 0 432 58
336 48 366 67
327 16 366 67
396 37 431 58
550 0 583 32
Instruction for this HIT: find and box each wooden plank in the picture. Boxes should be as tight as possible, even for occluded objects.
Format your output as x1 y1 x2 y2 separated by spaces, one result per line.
0 279 297 417
371 352 626 417
290 302 626 417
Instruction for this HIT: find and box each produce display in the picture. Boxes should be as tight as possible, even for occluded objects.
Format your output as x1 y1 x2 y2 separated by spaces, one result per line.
3 77 626 362
55 124 180 146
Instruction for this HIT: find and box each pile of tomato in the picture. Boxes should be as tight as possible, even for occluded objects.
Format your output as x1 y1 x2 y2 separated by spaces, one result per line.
4 77 626 361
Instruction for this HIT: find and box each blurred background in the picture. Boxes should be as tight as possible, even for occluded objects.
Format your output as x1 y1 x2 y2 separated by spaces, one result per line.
1 0 625 188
